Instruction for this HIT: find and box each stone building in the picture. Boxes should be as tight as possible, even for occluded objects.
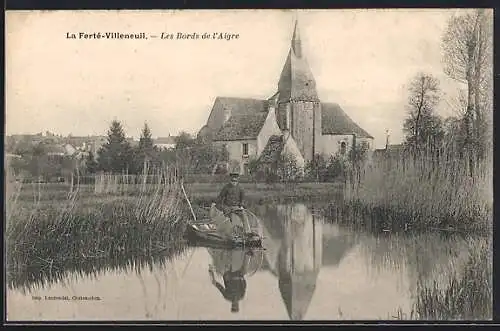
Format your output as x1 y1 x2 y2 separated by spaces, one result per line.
198 20 373 175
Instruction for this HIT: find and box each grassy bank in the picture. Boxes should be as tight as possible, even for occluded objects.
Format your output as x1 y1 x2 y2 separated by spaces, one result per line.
5 169 190 291
13 180 345 206
341 151 493 320
412 237 492 320
388 236 492 320
359 229 491 320
337 153 493 235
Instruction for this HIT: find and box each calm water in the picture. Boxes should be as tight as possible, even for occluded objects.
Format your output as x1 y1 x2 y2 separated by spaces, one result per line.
7 202 474 321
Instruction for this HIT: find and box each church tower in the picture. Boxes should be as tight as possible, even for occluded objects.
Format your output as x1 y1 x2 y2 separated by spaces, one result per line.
277 19 322 162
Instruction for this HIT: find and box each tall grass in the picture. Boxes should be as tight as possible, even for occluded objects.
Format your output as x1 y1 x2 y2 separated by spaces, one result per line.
6 167 189 292
342 150 493 234
412 237 492 320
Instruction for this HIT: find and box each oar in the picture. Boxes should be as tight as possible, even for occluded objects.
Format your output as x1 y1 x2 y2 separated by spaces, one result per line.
180 180 197 276
181 180 197 223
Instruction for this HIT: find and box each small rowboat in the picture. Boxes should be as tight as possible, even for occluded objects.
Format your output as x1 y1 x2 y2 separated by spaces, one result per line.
185 219 263 248
184 206 263 249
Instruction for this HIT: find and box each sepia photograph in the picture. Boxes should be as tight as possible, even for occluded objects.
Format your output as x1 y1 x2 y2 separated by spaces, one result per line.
5 9 493 322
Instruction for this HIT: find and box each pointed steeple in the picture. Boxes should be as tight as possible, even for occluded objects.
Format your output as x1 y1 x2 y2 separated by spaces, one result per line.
277 18 318 102
291 19 302 58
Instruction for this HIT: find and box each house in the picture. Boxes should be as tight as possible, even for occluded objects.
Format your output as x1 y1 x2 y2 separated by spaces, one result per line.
154 135 177 150
372 143 406 163
65 135 108 156
198 20 374 175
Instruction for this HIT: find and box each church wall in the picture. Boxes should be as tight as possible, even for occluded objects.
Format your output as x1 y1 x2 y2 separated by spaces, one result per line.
257 106 282 156
276 102 289 129
282 135 306 169
276 203 321 273
318 134 374 158
290 101 314 162
214 139 258 174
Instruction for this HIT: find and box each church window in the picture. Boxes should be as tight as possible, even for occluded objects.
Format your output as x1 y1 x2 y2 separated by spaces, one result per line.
242 143 249 156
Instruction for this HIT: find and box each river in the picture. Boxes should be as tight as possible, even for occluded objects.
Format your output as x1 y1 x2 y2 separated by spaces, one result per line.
6 201 476 321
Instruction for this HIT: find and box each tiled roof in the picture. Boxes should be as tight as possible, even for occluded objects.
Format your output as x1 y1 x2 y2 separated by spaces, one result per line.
215 97 268 116
213 113 268 141
321 103 373 138
206 99 373 141
258 135 285 163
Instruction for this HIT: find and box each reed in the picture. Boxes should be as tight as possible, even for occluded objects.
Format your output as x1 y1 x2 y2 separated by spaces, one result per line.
411 237 492 320
6 166 188 292
8 238 190 294
400 236 493 320
341 150 493 234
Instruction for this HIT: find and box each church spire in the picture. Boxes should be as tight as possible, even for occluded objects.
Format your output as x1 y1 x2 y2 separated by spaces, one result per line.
291 19 302 57
277 16 318 102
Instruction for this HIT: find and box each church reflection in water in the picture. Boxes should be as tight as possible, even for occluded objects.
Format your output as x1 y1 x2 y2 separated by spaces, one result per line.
255 202 356 320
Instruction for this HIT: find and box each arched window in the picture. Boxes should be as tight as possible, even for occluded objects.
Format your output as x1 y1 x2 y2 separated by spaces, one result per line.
340 141 347 155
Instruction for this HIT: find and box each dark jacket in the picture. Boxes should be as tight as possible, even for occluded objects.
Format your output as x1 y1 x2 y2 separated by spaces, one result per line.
217 183 245 209
214 271 247 302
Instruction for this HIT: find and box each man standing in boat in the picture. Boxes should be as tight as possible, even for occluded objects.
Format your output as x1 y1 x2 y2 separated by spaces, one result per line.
216 171 252 236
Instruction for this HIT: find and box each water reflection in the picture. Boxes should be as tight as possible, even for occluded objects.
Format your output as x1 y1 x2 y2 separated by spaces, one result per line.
6 202 481 321
255 202 356 320
7 240 189 295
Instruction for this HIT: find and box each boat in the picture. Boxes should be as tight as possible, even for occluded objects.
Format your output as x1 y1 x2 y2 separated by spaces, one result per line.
184 205 264 249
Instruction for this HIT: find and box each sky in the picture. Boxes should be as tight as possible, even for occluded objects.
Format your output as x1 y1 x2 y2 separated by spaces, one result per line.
6 9 470 149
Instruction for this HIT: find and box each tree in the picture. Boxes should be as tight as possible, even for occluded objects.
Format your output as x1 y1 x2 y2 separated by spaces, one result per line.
277 153 301 182
135 122 159 173
403 73 443 155
247 157 261 178
97 120 134 174
442 9 493 170
304 154 328 182
190 143 228 175
85 151 98 174
175 131 195 150
325 154 344 181
138 122 154 151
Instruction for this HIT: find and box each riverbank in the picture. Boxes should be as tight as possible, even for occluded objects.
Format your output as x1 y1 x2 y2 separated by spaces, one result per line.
13 181 345 205
5 178 189 292
333 154 493 236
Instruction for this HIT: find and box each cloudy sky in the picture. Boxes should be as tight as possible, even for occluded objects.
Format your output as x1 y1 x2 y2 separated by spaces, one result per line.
6 9 469 148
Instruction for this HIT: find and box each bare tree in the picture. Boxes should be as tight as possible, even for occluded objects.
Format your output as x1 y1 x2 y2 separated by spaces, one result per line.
403 72 442 154
442 9 493 171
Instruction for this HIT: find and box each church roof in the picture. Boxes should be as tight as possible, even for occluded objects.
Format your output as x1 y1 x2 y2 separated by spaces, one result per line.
212 97 267 122
258 135 285 163
208 100 373 141
277 21 319 102
212 112 268 141
321 103 374 138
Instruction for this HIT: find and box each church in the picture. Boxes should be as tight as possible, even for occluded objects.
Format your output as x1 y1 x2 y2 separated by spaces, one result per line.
198 20 374 175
